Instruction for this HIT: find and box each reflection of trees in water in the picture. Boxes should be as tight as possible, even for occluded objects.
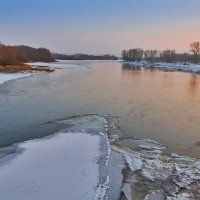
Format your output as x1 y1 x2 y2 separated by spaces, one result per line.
189 74 200 95
122 63 142 71
122 63 157 72
122 63 200 97
121 63 158 79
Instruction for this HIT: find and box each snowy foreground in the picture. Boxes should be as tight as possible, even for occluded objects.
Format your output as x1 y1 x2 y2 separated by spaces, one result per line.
0 115 124 200
0 115 200 200
0 73 32 85
122 61 200 73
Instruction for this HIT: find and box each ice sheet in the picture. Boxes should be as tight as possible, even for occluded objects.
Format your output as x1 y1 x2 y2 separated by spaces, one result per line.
0 73 32 85
0 115 125 200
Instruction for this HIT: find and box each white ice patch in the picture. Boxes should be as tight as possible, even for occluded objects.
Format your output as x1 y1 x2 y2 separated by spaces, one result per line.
0 73 32 85
99 131 111 166
122 61 200 74
139 144 165 151
27 60 88 69
0 115 125 200
94 176 110 200
0 132 102 200
125 153 143 172
193 162 200 170
171 153 195 163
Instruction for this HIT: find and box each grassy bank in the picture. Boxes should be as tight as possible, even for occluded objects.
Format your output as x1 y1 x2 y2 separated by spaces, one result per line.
0 64 55 73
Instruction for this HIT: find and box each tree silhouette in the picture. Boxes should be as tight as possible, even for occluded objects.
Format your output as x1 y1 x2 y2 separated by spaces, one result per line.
190 42 200 64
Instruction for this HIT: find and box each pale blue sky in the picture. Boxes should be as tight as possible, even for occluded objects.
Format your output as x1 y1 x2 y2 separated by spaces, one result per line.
1 0 200 55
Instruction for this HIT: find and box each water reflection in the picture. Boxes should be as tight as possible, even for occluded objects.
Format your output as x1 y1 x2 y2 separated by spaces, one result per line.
189 74 199 95
120 62 200 158
122 63 200 96
122 63 142 71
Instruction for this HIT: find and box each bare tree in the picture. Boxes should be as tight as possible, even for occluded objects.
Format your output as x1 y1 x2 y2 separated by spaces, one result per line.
182 52 189 64
122 50 127 61
121 48 143 61
190 42 200 64
122 42 200 64
144 50 158 63
135 48 144 61
160 49 176 63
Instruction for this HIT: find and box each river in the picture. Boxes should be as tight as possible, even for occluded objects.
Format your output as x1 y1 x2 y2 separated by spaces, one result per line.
1 60 200 199
0 60 200 158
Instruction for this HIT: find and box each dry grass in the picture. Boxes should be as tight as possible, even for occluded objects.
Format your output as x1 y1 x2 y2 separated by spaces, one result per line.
0 64 55 73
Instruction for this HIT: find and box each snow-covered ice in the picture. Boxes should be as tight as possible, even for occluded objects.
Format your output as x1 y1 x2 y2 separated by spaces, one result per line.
0 73 32 85
27 60 89 69
0 132 102 200
122 61 200 74
0 115 125 200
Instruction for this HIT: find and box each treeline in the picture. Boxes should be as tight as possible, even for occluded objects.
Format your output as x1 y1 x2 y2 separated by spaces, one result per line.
0 44 21 65
122 42 200 64
0 43 55 66
53 53 118 60
13 46 55 62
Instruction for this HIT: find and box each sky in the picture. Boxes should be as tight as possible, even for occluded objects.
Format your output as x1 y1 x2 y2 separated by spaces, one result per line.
0 0 200 55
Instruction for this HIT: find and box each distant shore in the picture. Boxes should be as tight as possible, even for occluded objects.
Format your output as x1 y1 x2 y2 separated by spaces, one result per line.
0 64 55 73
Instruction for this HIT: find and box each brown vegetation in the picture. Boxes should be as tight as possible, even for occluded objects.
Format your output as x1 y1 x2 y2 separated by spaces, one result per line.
0 43 55 73
0 43 55 66
0 43 21 65
0 64 55 73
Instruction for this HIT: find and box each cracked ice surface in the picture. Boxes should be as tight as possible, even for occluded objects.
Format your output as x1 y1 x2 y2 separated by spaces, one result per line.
114 141 200 199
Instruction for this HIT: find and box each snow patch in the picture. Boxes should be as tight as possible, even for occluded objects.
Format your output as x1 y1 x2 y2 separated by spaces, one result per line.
0 73 32 85
27 60 88 69
94 176 110 200
0 132 102 200
122 61 200 74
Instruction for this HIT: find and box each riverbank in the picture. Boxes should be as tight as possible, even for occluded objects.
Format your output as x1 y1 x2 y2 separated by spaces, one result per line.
122 61 200 73
0 64 55 73
0 64 55 85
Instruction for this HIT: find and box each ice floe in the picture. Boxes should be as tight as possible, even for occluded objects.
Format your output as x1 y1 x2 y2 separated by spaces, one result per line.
113 141 200 199
106 116 200 200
